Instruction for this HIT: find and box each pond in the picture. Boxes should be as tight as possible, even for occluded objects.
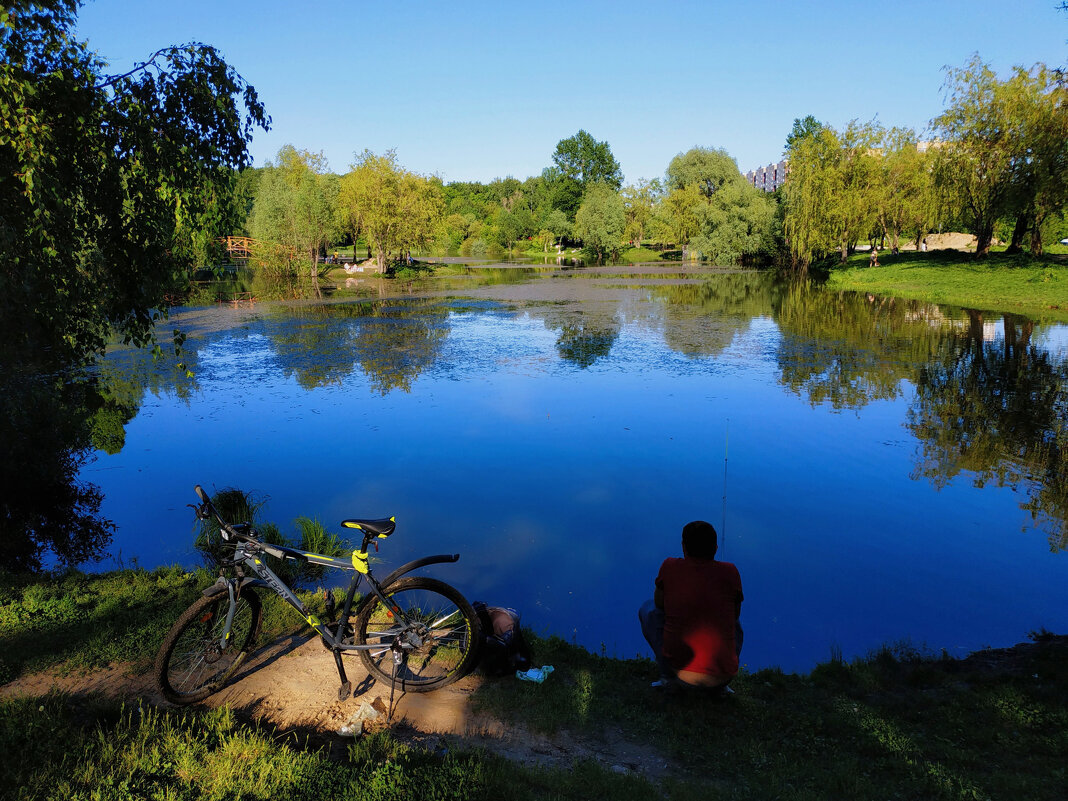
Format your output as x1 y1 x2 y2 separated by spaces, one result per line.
84 264 1068 673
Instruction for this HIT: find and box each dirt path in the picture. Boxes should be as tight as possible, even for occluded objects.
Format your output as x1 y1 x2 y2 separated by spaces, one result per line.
0 634 672 779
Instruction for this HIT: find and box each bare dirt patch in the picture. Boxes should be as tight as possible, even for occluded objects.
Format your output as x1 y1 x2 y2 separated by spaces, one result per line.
0 633 674 779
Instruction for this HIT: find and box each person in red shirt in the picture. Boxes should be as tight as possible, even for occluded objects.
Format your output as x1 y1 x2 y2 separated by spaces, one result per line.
638 520 743 689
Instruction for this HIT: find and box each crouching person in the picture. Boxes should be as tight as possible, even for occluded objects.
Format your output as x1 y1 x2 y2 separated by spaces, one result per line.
638 520 743 691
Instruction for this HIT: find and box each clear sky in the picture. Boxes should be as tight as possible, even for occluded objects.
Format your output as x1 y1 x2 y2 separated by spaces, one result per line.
76 0 1068 184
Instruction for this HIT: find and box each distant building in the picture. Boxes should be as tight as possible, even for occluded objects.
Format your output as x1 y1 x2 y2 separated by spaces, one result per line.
745 159 788 192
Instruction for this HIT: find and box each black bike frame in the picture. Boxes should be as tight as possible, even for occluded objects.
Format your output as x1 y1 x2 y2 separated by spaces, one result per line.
203 540 461 654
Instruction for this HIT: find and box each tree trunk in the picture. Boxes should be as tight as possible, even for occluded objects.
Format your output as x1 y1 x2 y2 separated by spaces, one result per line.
974 220 994 256
965 309 984 360
1029 221 1044 255
1006 212 1030 254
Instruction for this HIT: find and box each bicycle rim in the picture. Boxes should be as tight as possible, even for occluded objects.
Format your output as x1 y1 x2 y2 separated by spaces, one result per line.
160 594 258 701
356 578 477 691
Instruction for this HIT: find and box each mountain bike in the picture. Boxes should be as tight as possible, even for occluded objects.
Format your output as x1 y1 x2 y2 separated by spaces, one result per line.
154 485 481 705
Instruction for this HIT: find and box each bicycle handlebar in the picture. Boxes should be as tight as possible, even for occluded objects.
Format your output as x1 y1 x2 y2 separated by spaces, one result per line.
193 485 291 562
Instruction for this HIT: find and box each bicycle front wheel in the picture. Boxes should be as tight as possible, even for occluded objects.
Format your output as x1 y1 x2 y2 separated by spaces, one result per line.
354 577 480 693
155 589 262 704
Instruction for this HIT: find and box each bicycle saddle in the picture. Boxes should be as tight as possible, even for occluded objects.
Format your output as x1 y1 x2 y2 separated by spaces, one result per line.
341 516 396 537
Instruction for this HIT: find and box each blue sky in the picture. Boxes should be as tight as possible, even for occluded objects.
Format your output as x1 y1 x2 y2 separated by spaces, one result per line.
77 0 1067 184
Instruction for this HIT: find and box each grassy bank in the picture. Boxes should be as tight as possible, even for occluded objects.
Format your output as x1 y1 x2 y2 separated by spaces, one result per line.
2 568 1066 800
825 250 1068 321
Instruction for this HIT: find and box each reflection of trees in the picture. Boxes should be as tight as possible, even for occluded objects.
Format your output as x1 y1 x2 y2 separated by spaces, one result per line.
264 299 452 394
350 300 450 393
908 313 1068 550
1 342 197 570
556 320 618 368
266 307 358 390
653 272 781 358
1 368 113 571
523 304 621 369
774 282 945 410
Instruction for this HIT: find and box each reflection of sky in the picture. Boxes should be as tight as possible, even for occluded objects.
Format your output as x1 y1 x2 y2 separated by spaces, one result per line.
85 297 1068 673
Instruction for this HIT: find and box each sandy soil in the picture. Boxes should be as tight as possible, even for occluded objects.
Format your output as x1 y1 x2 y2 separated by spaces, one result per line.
0 633 673 778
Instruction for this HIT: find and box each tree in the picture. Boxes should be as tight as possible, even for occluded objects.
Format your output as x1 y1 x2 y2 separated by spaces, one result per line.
876 128 935 253
249 146 338 295
338 150 443 272
1 0 267 569
573 182 625 261
928 55 1058 256
783 121 882 265
621 179 660 246
785 115 824 152
664 147 775 263
552 130 623 193
998 64 1068 254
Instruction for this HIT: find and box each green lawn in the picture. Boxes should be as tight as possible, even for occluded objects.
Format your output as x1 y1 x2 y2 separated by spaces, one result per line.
825 250 1068 322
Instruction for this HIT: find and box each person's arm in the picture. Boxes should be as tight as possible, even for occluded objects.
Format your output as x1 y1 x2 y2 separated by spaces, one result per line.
654 585 664 610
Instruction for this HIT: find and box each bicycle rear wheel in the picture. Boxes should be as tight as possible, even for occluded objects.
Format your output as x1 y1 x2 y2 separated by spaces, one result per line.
354 577 480 693
155 589 262 704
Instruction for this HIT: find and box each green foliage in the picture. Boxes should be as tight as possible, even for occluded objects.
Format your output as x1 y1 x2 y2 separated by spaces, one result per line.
784 114 824 151
0 0 267 571
784 121 887 266
932 57 1068 256
663 147 776 264
573 182 625 260
338 150 444 272
249 145 339 291
552 129 623 189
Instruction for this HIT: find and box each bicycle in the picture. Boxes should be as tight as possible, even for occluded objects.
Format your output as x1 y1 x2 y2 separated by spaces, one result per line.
154 485 482 705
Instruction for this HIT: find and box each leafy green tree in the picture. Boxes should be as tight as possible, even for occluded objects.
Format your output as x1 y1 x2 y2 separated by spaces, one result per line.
876 128 936 252
665 147 775 263
785 115 824 152
928 55 1059 256
621 179 661 246
998 64 1068 254
783 122 882 266
550 131 623 220
338 150 443 272
573 182 625 260
0 0 267 569
249 146 338 294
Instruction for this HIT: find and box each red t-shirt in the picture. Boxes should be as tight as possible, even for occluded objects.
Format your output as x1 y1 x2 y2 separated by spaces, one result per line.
656 557 743 678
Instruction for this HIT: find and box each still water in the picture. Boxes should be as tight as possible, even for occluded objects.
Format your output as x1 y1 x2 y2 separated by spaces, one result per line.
86 265 1068 673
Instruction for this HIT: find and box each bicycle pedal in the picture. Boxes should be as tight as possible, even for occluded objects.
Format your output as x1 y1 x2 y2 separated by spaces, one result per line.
337 681 352 701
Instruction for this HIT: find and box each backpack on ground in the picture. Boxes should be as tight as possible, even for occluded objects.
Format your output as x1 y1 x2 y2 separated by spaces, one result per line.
472 601 533 676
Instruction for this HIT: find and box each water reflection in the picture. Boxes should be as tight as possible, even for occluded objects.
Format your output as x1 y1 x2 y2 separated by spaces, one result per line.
908 313 1068 551
75 269 1067 669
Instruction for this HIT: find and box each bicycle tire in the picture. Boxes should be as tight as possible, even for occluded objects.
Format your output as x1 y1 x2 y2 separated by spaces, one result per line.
353 577 481 693
155 589 262 705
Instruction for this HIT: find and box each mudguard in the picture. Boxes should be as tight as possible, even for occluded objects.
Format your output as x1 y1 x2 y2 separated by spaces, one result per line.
201 578 270 597
378 553 459 589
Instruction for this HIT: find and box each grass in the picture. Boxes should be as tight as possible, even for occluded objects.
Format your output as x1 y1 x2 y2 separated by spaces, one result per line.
825 249 1068 321
2 569 1065 800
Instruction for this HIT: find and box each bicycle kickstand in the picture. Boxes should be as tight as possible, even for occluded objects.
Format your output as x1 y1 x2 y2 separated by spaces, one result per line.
334 648 351 701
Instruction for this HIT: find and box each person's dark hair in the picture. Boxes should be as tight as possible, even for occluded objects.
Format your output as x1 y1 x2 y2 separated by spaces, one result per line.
682 520 718 559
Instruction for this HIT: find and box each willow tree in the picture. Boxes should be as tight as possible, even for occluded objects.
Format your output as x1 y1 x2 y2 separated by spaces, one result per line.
1 0 268 570
338 150 443 272
927 55 1068 256
249 145 338 293
664 147 775 264
877 128 936 253
783 122 881 266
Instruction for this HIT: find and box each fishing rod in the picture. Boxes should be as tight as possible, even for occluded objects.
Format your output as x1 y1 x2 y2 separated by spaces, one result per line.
721 419 729 556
